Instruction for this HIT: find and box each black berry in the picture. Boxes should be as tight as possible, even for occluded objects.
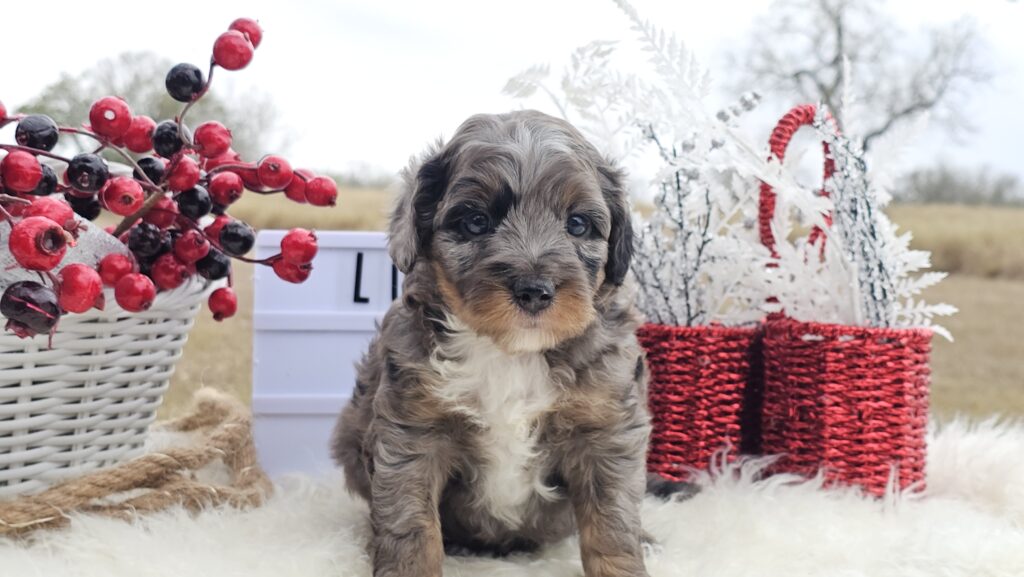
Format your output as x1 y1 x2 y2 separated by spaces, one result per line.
1 281 60 337
152 120 191 158
139 230 174 267
155 229 176 257
134 157 166 184
15 114 60 151
25 164 58 196
176 185 212 220
196 248 232 280
65 193 102 221
128 222 166 259
66 153 109 193
218 220 255 256
165 63 205 103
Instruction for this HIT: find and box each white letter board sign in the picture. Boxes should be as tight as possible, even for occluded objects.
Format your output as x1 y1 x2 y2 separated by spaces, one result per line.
252 230 401 477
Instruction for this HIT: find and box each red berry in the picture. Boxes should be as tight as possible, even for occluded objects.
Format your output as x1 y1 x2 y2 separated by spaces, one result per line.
115 273 156 312
257 155 293 189
88 96 133 140
123 115 156 153
9 216 71 271
150 252 192 291
229 18 263 49
209 171 244 206
0 100 7 121
142 194 179 229
101 177 145 216
272 258 312 284
173 228 211 263
1 151 43 193
280 228 318 265
237 167 261 189
204 215 231 246
57 263 104 313
208 286 238 321
24 196 76 231
213 30 254 71
194 121 232 158
98 253 137 286
204 148 242 172
284 169 314 203
305 176 338 207
167 156 200 192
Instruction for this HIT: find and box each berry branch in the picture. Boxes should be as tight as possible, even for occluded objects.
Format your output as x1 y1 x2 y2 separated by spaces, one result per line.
0 144 73 165
0 17 335 341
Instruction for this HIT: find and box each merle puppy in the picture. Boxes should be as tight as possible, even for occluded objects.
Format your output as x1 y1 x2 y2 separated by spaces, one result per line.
331 110 664 577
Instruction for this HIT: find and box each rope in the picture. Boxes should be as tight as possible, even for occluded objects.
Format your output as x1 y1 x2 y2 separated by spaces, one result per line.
0 388 272 536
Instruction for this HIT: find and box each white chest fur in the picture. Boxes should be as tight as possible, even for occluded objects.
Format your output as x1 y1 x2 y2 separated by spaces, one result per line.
429 321 560 527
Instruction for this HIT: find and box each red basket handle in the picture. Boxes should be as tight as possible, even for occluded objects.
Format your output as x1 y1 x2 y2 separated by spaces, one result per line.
757 104 836 258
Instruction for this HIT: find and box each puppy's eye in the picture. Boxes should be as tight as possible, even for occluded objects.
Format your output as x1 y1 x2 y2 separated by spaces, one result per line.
566 214 591 237
460 211 491 237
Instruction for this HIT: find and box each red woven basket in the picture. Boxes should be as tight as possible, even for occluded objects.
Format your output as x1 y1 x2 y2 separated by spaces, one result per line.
639 323 763 481
757 105 932 495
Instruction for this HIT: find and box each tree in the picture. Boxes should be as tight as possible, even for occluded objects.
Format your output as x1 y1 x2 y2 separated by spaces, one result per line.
898 166 1022 205
18 51 282 160
727 0 988 150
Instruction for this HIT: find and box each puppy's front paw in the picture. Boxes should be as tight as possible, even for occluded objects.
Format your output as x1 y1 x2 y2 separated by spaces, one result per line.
645 472 701 501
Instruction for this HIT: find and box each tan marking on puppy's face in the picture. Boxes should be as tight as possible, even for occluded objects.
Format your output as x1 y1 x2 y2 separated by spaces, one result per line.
433 261 594 353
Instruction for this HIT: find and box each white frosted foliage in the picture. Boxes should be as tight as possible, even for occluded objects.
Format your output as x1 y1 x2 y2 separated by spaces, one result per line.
504 0 954 337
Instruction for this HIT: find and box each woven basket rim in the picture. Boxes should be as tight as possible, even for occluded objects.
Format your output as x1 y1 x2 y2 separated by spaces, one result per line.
765 317 933 339
639 322 759 337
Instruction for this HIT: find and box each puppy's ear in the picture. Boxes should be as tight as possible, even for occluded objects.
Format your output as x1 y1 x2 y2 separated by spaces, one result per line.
597 162 634 286
388 141 450 274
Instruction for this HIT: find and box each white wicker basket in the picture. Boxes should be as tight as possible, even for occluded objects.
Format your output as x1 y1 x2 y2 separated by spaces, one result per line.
0 276 212 498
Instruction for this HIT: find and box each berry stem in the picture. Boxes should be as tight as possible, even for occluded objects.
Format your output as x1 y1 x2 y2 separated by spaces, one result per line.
244 187 287 195
205 162 255 176
112 189 168 237
0 144 73 164
231 254 277 265
176 61 217 146
0 194 32 207
0 204 16 224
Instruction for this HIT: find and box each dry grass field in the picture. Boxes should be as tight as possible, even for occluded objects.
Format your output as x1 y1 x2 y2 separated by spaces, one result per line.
162 194 1024 421
887 204 1024 280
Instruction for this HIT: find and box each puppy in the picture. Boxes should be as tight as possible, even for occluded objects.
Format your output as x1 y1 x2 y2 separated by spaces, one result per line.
331 110 653 577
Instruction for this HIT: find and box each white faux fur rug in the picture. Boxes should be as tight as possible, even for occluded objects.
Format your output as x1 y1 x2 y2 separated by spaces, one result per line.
3 419 1024 576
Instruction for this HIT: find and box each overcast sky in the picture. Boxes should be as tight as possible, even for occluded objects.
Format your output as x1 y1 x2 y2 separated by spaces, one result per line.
3 0 1020 183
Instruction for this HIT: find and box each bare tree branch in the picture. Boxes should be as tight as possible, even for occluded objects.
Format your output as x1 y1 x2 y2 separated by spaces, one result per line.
728 0 989 150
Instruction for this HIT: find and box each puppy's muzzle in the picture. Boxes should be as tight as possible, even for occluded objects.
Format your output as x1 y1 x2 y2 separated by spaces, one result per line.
512 276 554 315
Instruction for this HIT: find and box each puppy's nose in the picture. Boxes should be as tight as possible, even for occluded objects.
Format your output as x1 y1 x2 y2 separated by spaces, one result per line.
512 277 555 314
